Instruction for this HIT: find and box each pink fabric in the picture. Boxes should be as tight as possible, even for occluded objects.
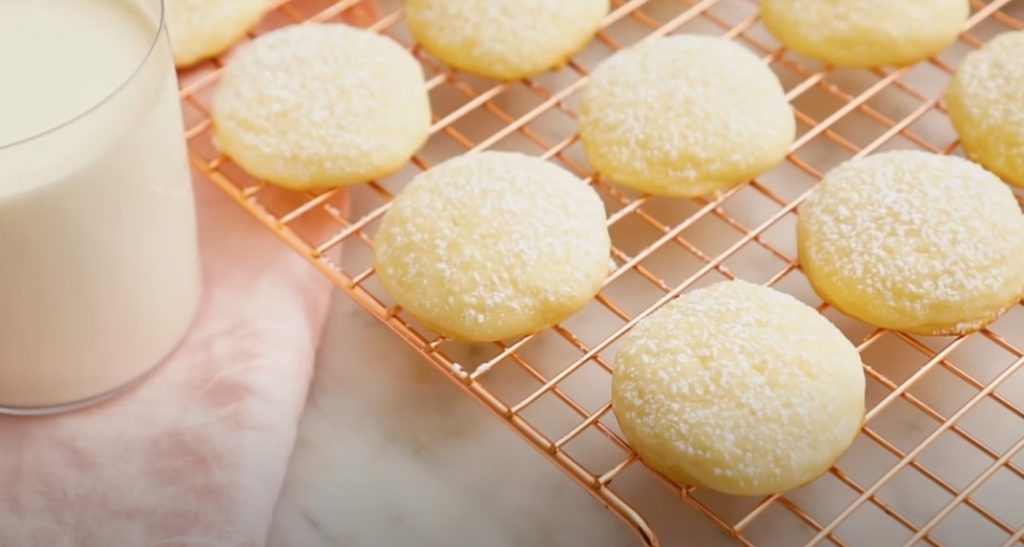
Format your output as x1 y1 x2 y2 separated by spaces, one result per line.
0 177 335 546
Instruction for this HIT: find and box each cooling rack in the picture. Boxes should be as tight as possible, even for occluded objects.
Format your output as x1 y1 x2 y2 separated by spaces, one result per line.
177 0 1024 545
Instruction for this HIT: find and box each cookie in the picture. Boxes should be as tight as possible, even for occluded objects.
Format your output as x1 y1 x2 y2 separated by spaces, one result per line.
406 0 608 80
375 152 610 341
579 36 794 197
612 281 865 496
761 0 968 67
947 30 1024 187
166 0 266 67
212 24 431 190
798 151 1024 335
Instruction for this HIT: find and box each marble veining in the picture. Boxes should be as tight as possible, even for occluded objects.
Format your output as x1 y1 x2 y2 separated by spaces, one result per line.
268 295 638 547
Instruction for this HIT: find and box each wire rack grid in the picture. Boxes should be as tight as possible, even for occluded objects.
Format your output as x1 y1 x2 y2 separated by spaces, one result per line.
177 1 1024 545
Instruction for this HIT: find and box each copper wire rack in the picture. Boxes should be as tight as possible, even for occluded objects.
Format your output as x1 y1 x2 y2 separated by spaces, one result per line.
177 1 1024 545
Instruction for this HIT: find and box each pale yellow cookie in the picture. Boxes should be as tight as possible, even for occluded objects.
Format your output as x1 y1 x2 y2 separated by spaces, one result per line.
612 280 865 496
212 24 431 190
405 0 609 80
799 151 1024 335
166 0 266 68
761 0 968 68
374 152 610 342
579 35 794 197
947 31 1024 187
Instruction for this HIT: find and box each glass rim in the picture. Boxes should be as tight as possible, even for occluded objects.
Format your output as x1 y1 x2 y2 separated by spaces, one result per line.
0 0 168 151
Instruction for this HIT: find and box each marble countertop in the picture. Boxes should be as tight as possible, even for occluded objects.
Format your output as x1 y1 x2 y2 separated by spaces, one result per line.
267 293 638 547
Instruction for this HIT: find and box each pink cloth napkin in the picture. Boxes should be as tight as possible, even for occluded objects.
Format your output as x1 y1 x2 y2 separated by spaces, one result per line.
0 176 335 546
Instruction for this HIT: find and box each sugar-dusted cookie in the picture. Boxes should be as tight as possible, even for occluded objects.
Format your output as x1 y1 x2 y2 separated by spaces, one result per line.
212 24 431 189
406 0 608 80
579 36 794 197
167 0 266 67
799 151 1024 335
947 30 1024 187
761 0 967 67
375 152 610 341
613 281 865 496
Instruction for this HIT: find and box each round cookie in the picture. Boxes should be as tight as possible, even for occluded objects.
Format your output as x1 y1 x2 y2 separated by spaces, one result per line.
212 24 431 190
405 0 609 80
798 151 1024 336
579 35 794 197
947 31 1024 187
166 0 267 68
612 280 865 496
761 0 968 68
374 152 610 342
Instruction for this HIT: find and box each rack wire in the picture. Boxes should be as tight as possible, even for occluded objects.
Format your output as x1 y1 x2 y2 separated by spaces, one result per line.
177 1 1024 544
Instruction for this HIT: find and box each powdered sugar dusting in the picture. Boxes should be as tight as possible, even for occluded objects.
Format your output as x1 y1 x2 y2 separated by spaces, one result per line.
405 0 608 80
799 151 1024 335
611 281 865 495
579 35 794 196
212 24 431 189
761 0 966 67
166 0 266 66
947 30 1024 186
374 152 611 342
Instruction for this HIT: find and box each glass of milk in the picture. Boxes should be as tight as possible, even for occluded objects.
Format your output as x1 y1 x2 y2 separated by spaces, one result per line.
0 0 201 413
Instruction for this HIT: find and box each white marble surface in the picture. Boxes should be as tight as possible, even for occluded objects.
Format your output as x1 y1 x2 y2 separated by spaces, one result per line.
267 293 637 547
